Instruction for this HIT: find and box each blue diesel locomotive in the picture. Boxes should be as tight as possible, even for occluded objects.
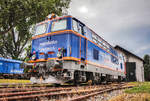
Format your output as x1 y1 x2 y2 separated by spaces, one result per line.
0 57 24 79
24 14 126 84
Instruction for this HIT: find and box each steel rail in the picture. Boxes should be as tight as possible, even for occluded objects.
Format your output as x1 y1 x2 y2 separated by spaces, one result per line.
0 87 72 97
69 85 135 101
0 83 130 101
0 87 55 92
0 87 108 100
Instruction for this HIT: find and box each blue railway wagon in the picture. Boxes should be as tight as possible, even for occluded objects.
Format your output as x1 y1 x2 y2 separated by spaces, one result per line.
24 14 126 84
0 57 24 78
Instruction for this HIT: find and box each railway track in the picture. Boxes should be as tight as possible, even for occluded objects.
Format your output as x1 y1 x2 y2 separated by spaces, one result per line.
0 83 53 88
0 83 135 101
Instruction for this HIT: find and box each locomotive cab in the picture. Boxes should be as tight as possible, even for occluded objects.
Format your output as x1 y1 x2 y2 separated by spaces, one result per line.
30 16 70 60
25 15 76 84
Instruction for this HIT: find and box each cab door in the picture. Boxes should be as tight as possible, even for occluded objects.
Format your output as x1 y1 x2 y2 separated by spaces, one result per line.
78 24 86 60
72 18 87 60
80 37 86 60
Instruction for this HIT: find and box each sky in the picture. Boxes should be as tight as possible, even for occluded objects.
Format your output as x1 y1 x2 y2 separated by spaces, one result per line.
68 0 150 58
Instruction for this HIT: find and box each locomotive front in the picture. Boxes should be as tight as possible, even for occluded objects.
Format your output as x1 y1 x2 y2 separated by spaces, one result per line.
23 15 72 84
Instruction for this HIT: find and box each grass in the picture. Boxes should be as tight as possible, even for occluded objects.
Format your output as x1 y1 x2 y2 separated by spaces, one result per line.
109 93 150 101
0 79 31 84
125 82 150 94
109 82 150 101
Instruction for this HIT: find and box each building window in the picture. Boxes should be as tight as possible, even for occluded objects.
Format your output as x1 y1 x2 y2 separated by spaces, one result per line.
93 49 99 60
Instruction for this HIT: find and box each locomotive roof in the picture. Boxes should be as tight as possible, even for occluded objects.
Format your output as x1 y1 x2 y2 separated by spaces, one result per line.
36 15 72 25
35 15 116 51
72 17 115 50
0 57 22 63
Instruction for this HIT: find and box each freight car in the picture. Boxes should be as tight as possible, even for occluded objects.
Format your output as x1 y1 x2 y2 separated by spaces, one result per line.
0 57 24 79
23 14 126 84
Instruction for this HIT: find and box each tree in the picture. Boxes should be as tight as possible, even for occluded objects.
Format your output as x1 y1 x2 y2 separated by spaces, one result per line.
143 54 150 81
0 0 70 60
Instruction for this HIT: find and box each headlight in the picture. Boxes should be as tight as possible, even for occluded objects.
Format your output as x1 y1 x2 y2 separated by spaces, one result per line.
57 52 62 58
57 48 63 58
31 54 36 60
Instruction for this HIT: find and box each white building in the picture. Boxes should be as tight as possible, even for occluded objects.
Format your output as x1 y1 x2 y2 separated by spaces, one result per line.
115 45 144 82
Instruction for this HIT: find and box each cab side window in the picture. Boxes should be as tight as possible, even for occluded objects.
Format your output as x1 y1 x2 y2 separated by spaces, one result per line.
72 20 78 32
72 19 85 36
78 24 84 35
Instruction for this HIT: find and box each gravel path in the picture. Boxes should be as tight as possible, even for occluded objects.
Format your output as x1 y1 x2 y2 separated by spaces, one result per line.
87 89 125 101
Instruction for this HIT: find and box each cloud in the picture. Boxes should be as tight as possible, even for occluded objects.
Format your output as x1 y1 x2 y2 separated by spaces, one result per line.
78 6 88 13
68 0 150 57
136 45 150 54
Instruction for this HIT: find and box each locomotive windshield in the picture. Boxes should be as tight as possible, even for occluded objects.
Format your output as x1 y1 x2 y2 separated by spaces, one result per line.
51 19 67 32
35 23 48 36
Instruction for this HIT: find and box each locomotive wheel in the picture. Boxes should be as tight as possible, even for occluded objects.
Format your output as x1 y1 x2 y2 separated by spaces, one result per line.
73 71 80 86
117 76 121 83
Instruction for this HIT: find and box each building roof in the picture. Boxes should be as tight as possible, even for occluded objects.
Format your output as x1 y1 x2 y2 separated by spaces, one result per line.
114 45 144 61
